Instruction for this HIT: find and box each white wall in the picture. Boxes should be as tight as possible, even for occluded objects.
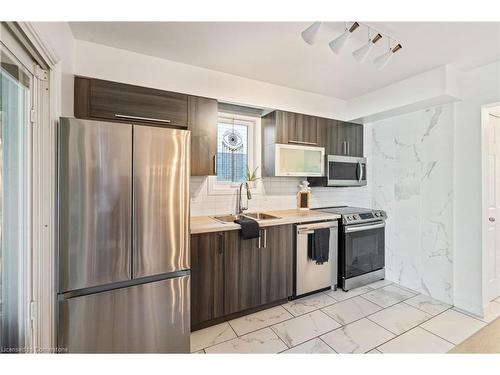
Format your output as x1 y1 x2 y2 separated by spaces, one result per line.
73 39 347 120
346 66 463 123
370 104 454 304
454 61 500 315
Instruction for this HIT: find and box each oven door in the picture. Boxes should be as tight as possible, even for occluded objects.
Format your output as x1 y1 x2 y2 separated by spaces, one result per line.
342 221 385 282
327 155 367 186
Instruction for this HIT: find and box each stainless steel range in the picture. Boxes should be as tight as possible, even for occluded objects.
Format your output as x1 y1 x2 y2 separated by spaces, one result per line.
313 206 387 291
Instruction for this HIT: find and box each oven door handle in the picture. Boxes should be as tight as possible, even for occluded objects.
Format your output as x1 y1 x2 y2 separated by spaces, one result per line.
345 222 385 233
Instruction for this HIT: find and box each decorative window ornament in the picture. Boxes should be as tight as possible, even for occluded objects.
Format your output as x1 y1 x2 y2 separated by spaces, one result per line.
222 129 243 152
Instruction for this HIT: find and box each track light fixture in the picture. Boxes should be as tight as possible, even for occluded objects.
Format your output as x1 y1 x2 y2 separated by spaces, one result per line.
373 41 402 71
352 31 382 63
300 22 403 70
329 22 360 54
301 22 322 45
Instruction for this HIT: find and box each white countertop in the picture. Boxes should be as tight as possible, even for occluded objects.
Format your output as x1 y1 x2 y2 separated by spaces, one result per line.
190 209 340 234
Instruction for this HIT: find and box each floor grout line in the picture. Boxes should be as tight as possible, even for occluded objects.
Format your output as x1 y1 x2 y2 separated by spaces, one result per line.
400 300 453 316
319 337 338 353
199 283 407 353
372 305 462 352
193 282 478 354
418 325 458 346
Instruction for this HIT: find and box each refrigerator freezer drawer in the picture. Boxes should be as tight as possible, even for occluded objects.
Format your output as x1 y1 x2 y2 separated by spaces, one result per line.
58 276 190 353
58 118 132 292
133 126 190 278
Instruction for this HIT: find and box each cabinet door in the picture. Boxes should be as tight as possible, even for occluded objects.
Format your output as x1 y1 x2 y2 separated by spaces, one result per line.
349 123 364 157
276 111 321 146
88 78 188 127
337 122 363 157
188 96 218 176
224 232 261 315
191 232 225 327
260 225 294 304
325 119 342 155
316 117 327 148
301 115 321 145
274 110 293 144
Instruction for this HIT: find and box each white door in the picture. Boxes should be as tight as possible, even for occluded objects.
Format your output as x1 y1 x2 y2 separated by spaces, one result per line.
486 111 500 301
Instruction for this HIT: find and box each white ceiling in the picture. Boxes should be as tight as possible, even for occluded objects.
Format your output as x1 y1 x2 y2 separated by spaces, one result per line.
69 22 500 100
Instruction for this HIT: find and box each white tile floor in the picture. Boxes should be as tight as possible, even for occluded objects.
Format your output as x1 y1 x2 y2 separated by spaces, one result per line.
191 280 496 354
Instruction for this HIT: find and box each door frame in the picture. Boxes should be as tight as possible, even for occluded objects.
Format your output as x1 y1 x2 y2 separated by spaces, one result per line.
1 21 57 352
481 102 500 312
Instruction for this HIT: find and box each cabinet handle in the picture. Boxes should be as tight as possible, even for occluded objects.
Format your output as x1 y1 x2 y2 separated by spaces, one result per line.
342 141 350 155
213 154 217 175
258 229 267 249
288 140 319 146
114 114 171 123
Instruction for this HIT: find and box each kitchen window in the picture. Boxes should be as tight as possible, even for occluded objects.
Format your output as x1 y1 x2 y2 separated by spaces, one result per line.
208 113 259 194
217 120 249 183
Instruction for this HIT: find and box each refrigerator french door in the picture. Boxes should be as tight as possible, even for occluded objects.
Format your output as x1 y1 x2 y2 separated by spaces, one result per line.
57 118 190 353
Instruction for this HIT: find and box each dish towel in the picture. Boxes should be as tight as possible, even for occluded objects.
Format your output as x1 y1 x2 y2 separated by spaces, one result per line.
234 217 260 240
308 228 330 264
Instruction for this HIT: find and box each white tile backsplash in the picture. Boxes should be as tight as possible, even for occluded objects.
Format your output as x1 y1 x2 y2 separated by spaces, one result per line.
190 176 372 216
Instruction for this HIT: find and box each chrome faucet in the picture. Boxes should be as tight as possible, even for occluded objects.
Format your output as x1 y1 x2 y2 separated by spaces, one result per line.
238 182 252 214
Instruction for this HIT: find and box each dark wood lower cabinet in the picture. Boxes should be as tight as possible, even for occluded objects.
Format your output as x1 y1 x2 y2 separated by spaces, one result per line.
260 225 293 305
190 224 294 331
224 232 261 315
190 232 225 328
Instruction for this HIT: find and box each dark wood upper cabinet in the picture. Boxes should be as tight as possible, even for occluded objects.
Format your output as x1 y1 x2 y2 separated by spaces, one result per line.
188 96 218 176
334 121 363 157
75 77 188 127
190 232 225 328
261 110 363 156
75 76 219 176
268 110 322 146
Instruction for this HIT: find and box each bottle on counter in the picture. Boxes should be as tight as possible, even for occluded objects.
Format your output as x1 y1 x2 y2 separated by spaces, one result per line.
297 180 311 210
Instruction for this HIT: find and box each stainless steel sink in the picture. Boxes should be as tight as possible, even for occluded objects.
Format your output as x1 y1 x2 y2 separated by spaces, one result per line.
243 212 280 220
211 212 280 223
211 214 246 223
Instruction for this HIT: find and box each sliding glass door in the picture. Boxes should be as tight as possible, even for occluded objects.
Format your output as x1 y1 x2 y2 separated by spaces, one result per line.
0 42 33 353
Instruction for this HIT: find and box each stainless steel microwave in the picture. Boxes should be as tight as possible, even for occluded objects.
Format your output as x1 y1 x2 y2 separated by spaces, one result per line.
327 155 367 186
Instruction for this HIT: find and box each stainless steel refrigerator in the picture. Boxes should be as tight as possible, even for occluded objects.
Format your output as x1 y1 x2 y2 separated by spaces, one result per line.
57 118 190 353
